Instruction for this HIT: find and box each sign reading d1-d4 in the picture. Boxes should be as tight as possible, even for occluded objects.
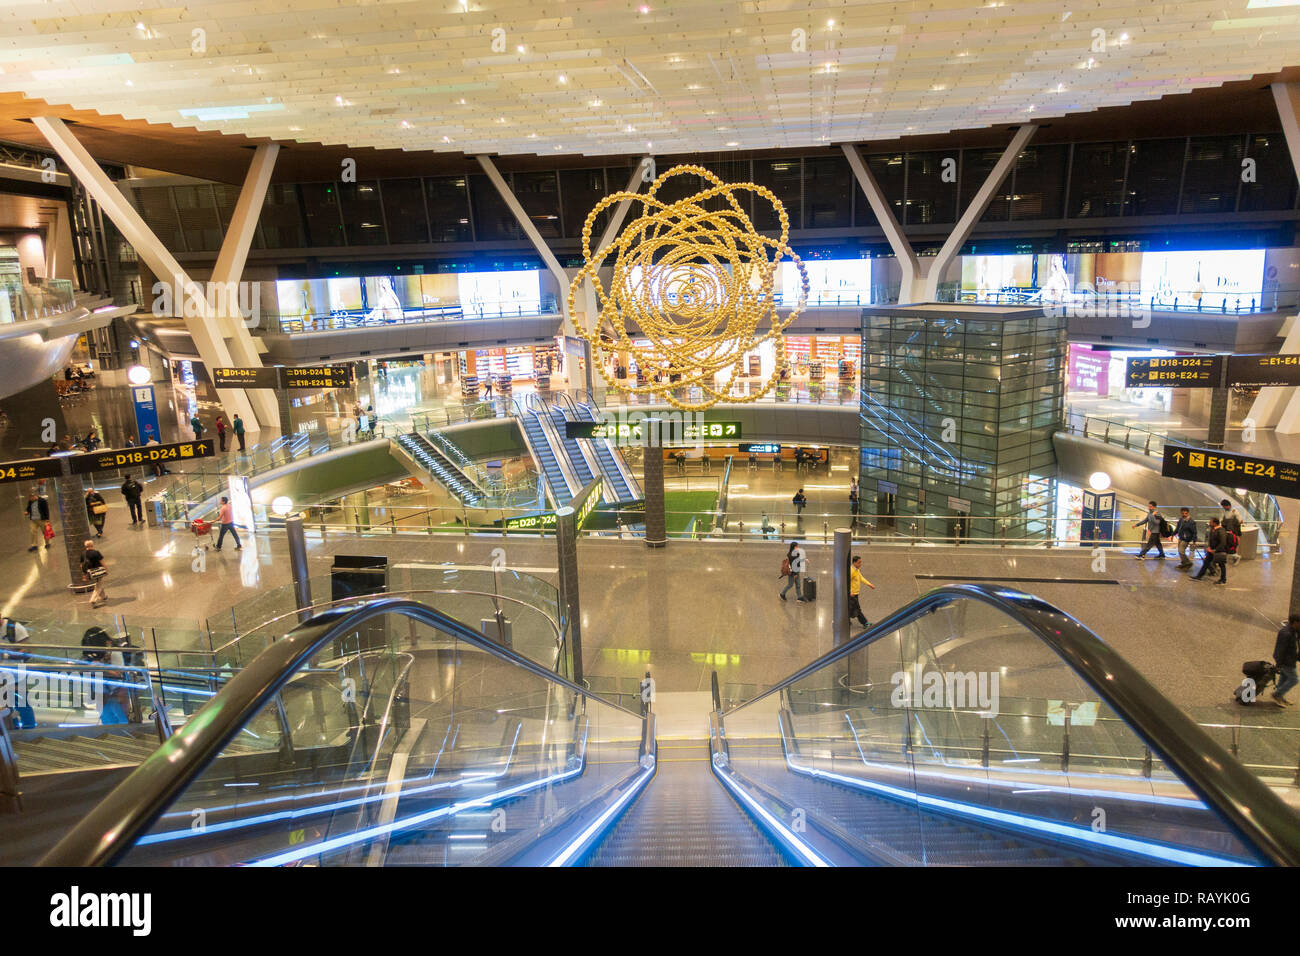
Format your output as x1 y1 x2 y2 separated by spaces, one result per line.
69 440 215 475
1161 444 1300 499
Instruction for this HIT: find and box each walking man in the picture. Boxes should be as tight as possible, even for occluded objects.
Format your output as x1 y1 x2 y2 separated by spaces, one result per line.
24 490 49 551
1172 507 1198 569
120 474 144 525
215 496 242 551
1132 500 1166 559
233 413 246 452
1272 614 1299 706
1220 499 1244 564
1193 517 1229 585
848 554 876 627
792 488 807 518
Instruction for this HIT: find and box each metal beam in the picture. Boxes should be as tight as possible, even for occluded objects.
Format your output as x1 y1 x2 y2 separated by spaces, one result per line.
475 154 572 334
211 143 281 428
923 124 1036 301
32 116 261 432
843 144 920 300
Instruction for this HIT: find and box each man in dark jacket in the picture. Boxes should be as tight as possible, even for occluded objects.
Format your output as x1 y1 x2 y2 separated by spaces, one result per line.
1193 517 1228 584
24 491 49 551
1173 507 1198 569
121 475 144 525
1272 614 1300 706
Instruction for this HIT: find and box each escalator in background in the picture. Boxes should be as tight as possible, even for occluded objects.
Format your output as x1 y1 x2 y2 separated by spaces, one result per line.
518 409 574 505
548 406 597 489
38 588 1300 868
392 433 485 506
572 400 641 503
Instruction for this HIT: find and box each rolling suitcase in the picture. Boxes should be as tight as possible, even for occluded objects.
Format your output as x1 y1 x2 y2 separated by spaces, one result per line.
1234 660 1277 704
802 577 816 601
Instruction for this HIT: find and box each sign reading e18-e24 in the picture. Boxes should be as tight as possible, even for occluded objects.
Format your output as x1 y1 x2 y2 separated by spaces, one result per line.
1161 444 1300 499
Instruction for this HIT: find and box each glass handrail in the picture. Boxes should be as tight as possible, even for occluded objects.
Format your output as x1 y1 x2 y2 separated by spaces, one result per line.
714 583 1300 866
40 597 645 867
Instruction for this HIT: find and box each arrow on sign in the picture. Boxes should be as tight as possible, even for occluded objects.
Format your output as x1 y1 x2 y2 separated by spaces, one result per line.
1172 451 1183 462
195 442 211 455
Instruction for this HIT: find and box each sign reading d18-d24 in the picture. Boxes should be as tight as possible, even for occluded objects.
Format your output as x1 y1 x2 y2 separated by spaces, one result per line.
68 440 215 476
1161 443 1300 499
1124 355 1223 388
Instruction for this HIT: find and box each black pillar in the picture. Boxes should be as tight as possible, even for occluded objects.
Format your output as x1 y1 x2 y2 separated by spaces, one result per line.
644 417 666 548
1207 387 1229 449
56 457 93 590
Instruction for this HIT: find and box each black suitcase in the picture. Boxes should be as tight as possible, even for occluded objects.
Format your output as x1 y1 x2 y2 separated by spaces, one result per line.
1234 660 1277 704
802 577 816 601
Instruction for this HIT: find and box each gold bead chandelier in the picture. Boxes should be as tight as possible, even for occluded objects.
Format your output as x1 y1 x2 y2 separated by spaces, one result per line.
567 164 809 412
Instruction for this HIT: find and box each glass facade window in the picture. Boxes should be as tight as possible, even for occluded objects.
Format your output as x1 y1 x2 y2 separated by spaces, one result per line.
299 182 346 247
559 168 609 239
1240 134 1299 212
1011 145 1067 220
424 177 473 243
211 183 264 249
804 155 853 229
1180 136 1245 214
338 182 388 246
513 171 562 239
1124 139 1184 216
752 158 802 231
171 184 223 252
260 184 307 249
905 151 958 225
860 304 1065 541
468 173 521 241
379 178 430 245
1067 142 1126 218
962 149 1012 222
866 153 905 225
135 187 187 253
700 160 753 217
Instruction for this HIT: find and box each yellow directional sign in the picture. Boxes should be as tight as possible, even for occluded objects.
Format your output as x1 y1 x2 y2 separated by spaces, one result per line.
1161 443 1300 499
1125 355 1223 388
68 440 215 475
0 456 63 485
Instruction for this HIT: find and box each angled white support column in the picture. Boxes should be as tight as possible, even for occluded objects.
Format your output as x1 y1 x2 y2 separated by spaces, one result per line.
922 124 1036 301
581 157 652 338
210 143 280 428
1250 84 1300 433
476 154 573 336
843 144 922 301
33 116 263 433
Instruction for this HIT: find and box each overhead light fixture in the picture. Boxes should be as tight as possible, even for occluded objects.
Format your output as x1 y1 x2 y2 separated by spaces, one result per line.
725 141 739 146
517 44 526 53
827 18 835 27
589 98 602 107
558 74 567 84
625 124 635 132
125 79 133 86
639 4 650 12
442 135 452 142
400 120 411 128
1087 472 1111 492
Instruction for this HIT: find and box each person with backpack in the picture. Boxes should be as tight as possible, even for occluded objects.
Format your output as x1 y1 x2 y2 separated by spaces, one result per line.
1221 499 1244 564
1193 517 1229 585
780 541 806 602
120 474 144 525
848 554 876 627
1172 507 1198 569
1132 500 1166 559
1272 614 1300 706
792 488 807 519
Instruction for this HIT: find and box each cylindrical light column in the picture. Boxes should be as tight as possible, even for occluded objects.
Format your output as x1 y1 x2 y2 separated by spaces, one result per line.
274 496 312 622
832 527 853 648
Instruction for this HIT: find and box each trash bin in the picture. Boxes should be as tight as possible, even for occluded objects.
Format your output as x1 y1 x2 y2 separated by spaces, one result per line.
1237 523 1260 561
147 495 164 528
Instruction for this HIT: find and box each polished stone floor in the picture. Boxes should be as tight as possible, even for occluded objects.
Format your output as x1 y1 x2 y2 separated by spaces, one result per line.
5 484 1300 742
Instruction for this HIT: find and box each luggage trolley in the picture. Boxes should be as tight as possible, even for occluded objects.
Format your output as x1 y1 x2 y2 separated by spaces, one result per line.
189 517 216 551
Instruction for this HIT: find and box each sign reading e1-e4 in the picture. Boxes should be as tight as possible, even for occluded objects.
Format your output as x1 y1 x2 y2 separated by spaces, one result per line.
1161 443 1300 499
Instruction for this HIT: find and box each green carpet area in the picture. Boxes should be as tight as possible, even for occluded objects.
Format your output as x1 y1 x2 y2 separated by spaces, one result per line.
664 490 720 535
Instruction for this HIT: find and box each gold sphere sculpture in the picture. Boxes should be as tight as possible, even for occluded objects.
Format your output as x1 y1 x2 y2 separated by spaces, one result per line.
567 164 808 412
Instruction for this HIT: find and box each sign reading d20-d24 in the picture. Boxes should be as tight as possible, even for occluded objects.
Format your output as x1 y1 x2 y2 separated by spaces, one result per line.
1161 444 1300 499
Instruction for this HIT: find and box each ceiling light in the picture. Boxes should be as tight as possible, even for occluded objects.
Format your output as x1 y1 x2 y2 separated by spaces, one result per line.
1119 32 1129 42
388 67 401 75
528 132 538 138
335 95 343 104
726 141 739 146
827 19 835 27
458 98 466 105
400 120 411 128
687 83 701 91
517 44 526 53
497 116 506 123
442 135 452 142
589 98 602 107
639 4 650 13
646 141 653 150
625 124 635 132
931 84 946 91
558 74 567 84
554 144 563 150
125 79 132 86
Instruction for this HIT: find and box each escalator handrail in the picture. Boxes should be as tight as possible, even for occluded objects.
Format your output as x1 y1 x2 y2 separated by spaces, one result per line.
39 596 643 868
718 582 1300 867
